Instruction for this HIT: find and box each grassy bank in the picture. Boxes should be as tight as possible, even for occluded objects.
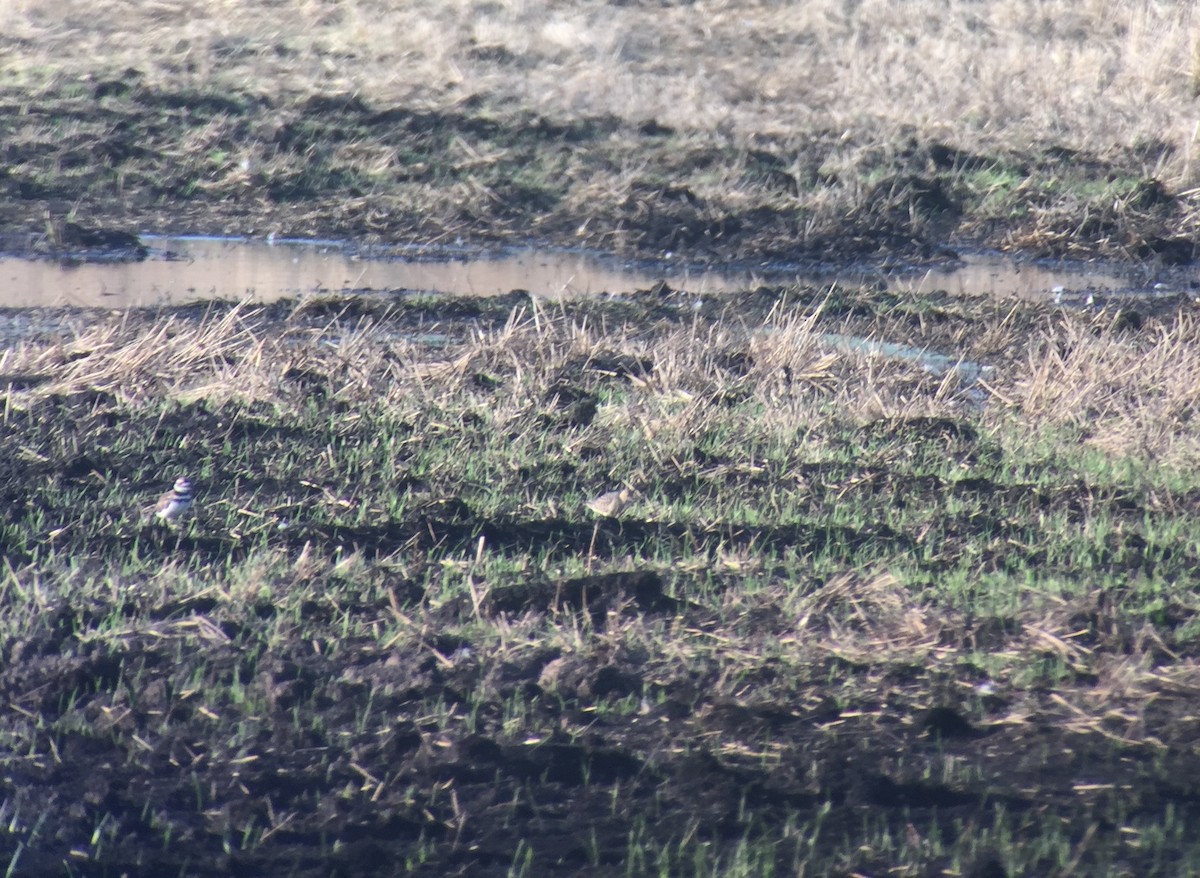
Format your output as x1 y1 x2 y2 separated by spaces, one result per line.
0 0 1197 260
4 288 1200 875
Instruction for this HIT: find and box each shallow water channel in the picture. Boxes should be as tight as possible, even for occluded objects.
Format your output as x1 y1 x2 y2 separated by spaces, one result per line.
0 235 1190 309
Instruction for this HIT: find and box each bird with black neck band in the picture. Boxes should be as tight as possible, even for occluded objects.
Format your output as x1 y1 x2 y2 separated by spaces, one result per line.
144 476 194 524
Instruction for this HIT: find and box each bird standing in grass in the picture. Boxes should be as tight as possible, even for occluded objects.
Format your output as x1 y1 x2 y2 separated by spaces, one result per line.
585 486 637 571
586 487 635 518
144 476 194 523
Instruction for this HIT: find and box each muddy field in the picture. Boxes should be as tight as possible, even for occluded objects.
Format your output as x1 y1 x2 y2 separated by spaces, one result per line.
3 287 1200 877
1 0 1198 266
4 1 1200 876
0 77 1195 269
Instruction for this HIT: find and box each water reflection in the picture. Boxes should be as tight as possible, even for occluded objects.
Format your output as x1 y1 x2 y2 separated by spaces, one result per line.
0 235 1186 309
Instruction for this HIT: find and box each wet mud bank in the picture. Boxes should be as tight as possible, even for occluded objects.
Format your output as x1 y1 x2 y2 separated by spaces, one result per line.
0 83 1196 269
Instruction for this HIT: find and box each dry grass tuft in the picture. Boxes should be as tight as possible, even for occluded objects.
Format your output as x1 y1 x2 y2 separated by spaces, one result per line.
9 295 1197 460
4 304 274 402
1001 310 1200 462
793 571 940 662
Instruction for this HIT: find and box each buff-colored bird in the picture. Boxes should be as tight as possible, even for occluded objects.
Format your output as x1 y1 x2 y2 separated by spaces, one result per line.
586 487 635 518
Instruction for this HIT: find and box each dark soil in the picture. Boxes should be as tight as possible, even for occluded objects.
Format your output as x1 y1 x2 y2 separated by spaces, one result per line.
4 293 1200 876
8 605 1200 878
0 81 1194 265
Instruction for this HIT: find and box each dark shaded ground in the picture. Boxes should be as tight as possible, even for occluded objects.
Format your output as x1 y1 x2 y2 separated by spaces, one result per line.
0 81 1194 265
7 591 1200 878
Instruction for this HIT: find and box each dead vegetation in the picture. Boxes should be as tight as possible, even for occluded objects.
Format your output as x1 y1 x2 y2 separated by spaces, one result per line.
0 0 1196 259
2 0 1194 169
5 289 1200 874
1005 310 1200 464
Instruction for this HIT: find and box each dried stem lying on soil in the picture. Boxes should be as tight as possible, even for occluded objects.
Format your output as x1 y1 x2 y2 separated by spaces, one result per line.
4 287 1200 875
